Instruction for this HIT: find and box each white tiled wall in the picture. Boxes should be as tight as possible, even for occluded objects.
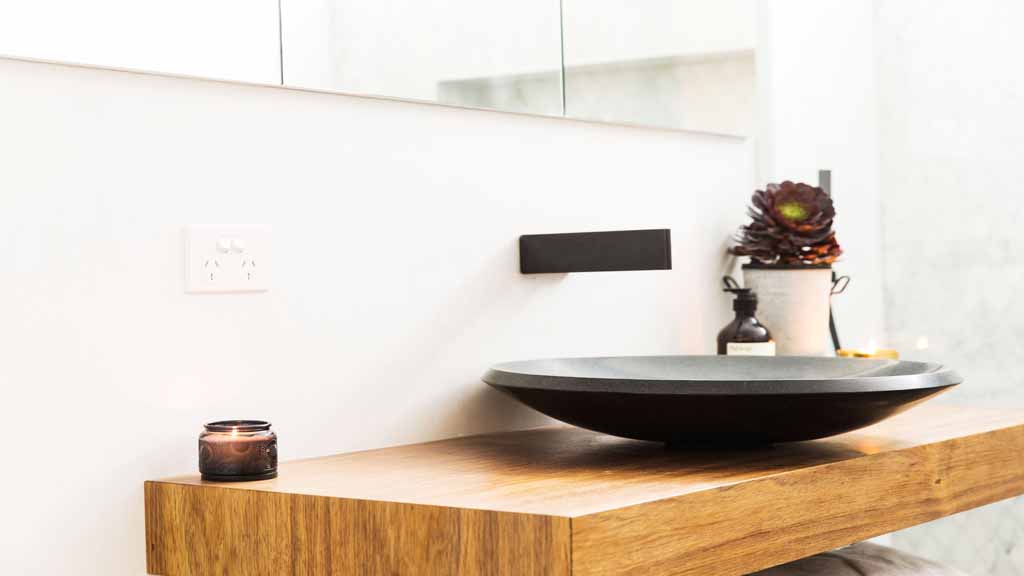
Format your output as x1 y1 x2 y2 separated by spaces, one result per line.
894 500 1024 576
876 1 1024 573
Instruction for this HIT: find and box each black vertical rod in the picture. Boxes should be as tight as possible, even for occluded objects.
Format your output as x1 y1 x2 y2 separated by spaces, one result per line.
820 169 842 352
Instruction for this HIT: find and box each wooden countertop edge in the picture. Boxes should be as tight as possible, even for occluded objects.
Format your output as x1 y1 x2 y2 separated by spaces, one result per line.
568 422 1024 575
145 481 573 575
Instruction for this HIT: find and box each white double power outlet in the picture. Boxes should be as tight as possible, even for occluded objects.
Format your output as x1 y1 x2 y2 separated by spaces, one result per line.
185 226 270 293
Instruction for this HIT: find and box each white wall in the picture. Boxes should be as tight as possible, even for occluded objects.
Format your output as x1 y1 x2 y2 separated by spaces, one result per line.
0 0 280 83
755 0 886 348
0 56 753 575
873 1 1024 573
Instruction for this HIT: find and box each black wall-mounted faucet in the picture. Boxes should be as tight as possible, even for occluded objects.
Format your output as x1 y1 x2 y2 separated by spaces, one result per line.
519 229 672 274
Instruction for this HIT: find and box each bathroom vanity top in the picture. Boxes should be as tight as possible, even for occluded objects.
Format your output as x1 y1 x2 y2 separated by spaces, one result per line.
145 404 1024 576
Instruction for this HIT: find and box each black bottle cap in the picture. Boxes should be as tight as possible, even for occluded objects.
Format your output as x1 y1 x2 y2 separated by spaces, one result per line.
722 276 758 315
730 289 758 314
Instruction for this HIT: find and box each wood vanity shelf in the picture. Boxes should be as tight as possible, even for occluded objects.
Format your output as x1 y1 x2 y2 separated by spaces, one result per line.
145 405 1024 575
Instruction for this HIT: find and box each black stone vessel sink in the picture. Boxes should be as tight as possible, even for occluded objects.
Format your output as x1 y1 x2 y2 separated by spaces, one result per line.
484 356 961 444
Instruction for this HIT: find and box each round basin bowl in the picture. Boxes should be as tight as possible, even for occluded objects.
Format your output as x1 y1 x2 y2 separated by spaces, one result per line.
484 355 961 445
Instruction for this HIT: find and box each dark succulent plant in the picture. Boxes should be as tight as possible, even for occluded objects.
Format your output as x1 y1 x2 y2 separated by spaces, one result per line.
730 181 842 265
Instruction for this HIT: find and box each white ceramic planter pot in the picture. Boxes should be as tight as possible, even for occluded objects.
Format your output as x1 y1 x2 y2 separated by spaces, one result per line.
742 264 833 356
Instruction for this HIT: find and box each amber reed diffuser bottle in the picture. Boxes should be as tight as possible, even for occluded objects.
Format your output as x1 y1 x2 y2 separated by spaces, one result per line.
717 278 775 356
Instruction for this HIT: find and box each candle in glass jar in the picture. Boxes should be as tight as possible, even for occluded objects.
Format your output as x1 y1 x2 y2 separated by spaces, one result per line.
199 420 277 482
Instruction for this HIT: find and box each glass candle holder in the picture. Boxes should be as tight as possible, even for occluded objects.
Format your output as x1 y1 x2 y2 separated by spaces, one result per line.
837 348 899 360
199 420 278 482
